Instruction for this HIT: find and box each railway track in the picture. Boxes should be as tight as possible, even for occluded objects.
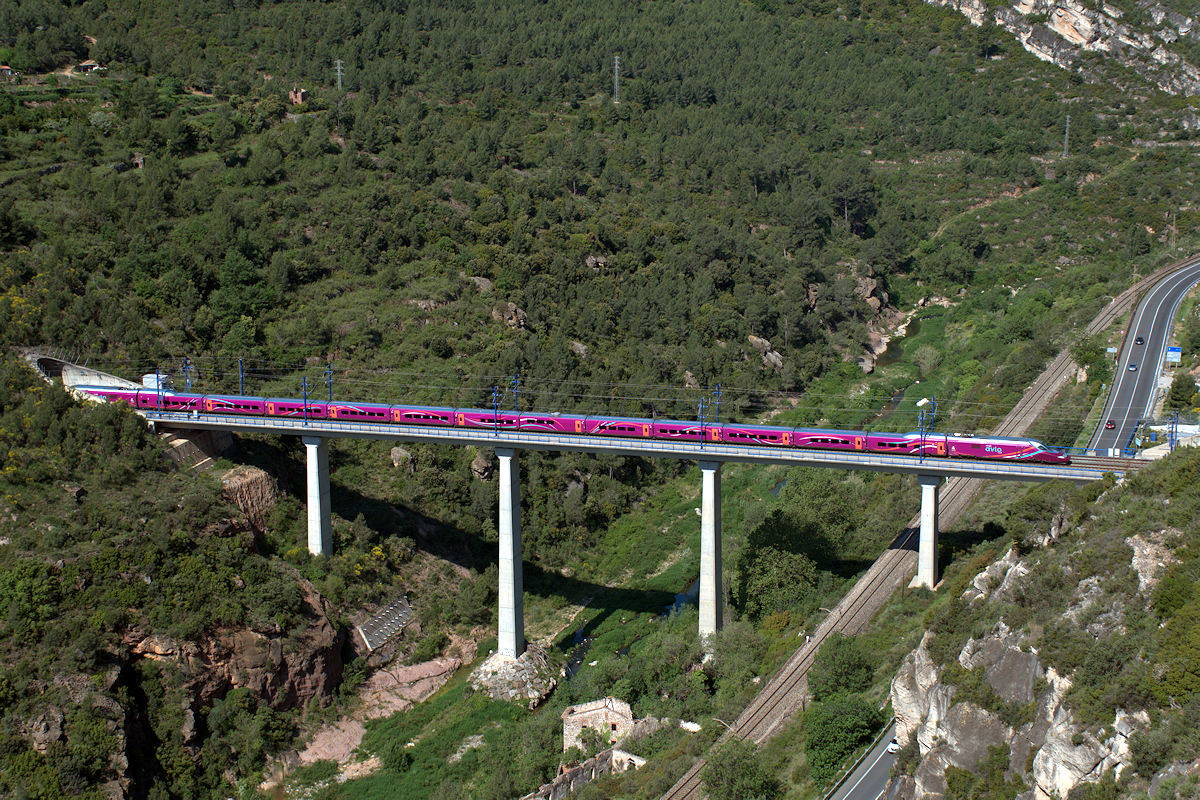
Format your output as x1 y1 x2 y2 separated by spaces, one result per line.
1072 455 1146 473
659 257 1197 800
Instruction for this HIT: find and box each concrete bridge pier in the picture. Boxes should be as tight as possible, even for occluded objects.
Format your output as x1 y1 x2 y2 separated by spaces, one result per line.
911 474 941 590
302 436 333 556
698 460 723 641
496 447 525 660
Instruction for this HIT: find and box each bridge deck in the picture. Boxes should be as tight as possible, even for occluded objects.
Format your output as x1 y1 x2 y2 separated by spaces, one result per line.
145 411 1114 483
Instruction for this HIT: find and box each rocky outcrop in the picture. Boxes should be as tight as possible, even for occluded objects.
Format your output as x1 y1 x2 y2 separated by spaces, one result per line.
747 335 784 371
1125 528 1178 595
960 547 1029 605
471 449 494 480
492 301 528 329
27 707 64 753
926 0 1200 96
891 549 1150 800
125 575 343 712
390 446 413 471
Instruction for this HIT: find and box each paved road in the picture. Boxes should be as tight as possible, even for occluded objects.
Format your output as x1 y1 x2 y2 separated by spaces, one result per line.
659 257 1193 800
1090 258 1200 454
830 723 898 800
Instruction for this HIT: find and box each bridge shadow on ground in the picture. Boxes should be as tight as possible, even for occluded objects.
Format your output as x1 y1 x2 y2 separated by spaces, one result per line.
888 526 920 553
228 435 675 649
935 522 1008 575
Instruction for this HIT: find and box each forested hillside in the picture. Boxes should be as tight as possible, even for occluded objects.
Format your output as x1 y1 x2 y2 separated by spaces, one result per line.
2 0 1199 797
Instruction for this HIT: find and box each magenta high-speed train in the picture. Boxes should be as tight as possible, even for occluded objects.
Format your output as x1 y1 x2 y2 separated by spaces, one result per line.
76 386 1071 464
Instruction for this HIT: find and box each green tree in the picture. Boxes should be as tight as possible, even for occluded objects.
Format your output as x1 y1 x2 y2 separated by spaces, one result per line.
805 694 883 782
731 540 818 622
808 634 876 701
700 739 780 800
1165 371 1197 411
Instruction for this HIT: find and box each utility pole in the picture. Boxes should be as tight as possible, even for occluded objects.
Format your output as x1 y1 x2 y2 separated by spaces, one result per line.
613 55 620 104
1063 114 1070 158
512 374 522 415
334 59 344 92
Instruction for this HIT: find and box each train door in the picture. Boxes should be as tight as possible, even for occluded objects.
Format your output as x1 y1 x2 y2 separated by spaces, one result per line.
710 427 721 442
936 438 946 456
642 424 650 437
575 419 584 433
854 436 865 450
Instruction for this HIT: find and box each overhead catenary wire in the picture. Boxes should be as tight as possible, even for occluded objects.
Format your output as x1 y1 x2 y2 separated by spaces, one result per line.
58 352 1151 444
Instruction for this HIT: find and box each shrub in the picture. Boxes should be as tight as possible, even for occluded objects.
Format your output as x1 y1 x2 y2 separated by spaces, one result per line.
944 744 1025 800
290 759 339 786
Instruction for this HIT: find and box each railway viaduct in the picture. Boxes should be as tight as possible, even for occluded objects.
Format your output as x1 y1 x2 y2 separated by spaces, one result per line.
147 415 1116 659
33 349 1115 660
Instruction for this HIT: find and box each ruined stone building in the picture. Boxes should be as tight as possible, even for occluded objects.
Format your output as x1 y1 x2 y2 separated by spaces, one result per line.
561 697 634 751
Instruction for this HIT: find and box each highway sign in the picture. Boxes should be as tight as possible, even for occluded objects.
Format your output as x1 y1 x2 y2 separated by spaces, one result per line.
1167 347 1182 363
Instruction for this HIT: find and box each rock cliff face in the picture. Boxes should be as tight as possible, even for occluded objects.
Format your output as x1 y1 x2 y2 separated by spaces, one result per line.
128 574 343 712
891 546 1149 800
926 0 1200 96
892 625 1143 800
